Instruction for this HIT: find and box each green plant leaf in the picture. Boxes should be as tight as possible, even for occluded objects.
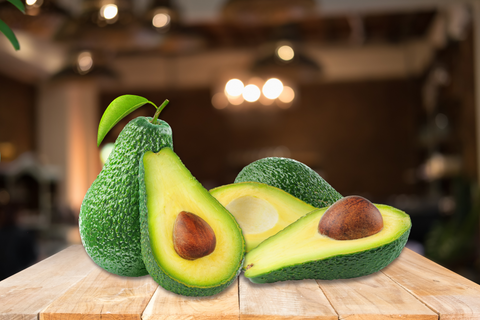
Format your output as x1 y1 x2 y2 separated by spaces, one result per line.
97 95 157 146
7 0 25 13
0 19 20 51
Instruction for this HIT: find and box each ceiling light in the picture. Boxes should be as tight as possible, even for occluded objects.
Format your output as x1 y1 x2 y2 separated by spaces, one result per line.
100 4 118 20
243 84 261 102
77 51 93 74
277 45 294 61
225 79 244 97
153 12 171 28
278 86 295 103
227 94 244 105
262 78 283 99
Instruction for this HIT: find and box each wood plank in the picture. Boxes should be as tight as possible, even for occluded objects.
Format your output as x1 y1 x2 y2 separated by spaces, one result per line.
382 248 480 320
239 275 337 320
142 278 239 320
317 269 438 320
40 267 158 320
0 245 96 320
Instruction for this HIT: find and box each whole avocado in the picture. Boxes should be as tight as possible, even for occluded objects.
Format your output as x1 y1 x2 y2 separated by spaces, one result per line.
235 157 342 208
79 116 173 277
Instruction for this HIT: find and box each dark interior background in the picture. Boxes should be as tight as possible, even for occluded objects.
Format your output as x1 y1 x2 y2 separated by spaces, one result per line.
0 0 479 283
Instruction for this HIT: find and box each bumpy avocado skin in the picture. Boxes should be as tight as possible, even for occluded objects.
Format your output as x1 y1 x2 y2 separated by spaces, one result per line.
138 154 244 297
247 228 410 283
79 117 173 277
235 157 343 208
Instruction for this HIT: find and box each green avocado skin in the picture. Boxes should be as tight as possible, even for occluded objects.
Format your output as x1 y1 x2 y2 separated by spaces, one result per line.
235 157 343 208
138 155 244 297
79 117 173 277
246 228 410 284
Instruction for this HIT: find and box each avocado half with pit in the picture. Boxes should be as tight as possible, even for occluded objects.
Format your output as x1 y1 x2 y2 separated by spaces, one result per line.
139 148 245 296
244 197 411 283
210 182 316 252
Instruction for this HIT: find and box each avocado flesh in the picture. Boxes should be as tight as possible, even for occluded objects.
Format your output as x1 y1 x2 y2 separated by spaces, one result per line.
244 204 411 283
235 157 343 208
210 182 316 252
79 117 172 277
139 148 245 296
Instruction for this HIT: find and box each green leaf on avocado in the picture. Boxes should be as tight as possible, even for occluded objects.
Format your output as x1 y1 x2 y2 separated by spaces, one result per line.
7 0 25 14
97 95 157 146
0 19 20 51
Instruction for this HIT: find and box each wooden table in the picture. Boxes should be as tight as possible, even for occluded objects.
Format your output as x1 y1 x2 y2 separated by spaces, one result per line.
1 245 480 319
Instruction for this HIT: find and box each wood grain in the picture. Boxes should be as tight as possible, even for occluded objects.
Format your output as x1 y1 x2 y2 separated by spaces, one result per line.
382 248 480 320
142 278 239 320
40 267 158 320
239 275 337 320
317 269 438 320
0 245 96 320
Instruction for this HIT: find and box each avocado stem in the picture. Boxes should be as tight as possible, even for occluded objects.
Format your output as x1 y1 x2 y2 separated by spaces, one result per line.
151 99 169 124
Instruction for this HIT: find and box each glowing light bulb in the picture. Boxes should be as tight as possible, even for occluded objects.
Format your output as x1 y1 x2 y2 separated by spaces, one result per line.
26 0 37 5
278 86 295 103
153 13 170 28
227 95 244 105
277 45 294 61
100 4 118 20
243 84 261 102
225 79 244 97
262 78 283 99
77 51 93 74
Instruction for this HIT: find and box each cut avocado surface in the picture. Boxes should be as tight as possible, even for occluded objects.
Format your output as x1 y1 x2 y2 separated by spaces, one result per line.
139 148 245 296
235 157 343 208
79 116 172 277
210 182 316 252
244 204 411 283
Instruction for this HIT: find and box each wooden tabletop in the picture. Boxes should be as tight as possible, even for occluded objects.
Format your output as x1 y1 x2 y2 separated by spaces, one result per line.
1 245 480 319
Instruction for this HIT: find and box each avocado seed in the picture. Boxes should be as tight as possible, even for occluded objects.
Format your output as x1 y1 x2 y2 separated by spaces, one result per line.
173 211 216 260
318 196 383 240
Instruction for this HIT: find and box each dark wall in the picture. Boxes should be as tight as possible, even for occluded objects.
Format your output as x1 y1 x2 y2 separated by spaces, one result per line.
0 73 36 161
101 78 423 201
438 32 477 181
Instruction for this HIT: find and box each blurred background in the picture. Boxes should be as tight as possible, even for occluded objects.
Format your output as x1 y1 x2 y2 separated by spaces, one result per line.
1 0 480 282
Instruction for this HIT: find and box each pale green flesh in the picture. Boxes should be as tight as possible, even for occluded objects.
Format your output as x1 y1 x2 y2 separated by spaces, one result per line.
226 196 279 234
210 182 316 252
244 204 411 278
144 150 244 287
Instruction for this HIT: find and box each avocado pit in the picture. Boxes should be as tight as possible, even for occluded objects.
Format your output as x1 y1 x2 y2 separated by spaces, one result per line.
318 196 383 240
173 211 216 260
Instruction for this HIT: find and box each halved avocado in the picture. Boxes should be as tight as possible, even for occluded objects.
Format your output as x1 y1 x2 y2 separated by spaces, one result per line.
210 182 316 252
244 204 411 283
139 148 245 296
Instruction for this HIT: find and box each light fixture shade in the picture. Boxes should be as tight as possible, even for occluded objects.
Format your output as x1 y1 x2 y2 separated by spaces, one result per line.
251 43 322 83
50 50 119 81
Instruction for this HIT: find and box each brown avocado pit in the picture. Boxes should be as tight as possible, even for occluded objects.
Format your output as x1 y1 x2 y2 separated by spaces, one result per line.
173 211 216 260
318 196 383 240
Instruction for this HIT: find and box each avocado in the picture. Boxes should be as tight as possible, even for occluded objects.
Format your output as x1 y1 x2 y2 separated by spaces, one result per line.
243 202 411 283
210 182 316 252
79 117 173 277
139 148 245 296
235 157 343 208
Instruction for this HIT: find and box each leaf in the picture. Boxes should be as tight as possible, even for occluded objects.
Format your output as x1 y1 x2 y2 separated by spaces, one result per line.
97 95 157 146
0 19 20 51
7 0 25 13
